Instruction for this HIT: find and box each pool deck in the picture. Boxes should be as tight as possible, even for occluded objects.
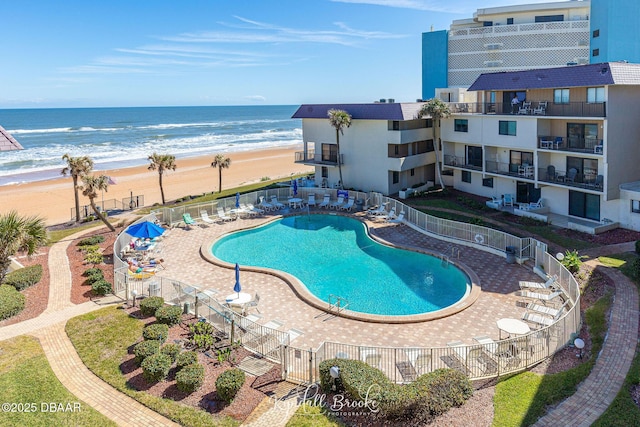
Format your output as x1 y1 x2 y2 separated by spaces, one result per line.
157 211 538 350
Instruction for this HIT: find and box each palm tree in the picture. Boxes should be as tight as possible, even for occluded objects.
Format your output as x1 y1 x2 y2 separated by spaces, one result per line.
0 211 47 284
419 99 451 190
211 154 232 193
81 175 115 232
147 153 177 205
327 109 352 189
61 154 94 222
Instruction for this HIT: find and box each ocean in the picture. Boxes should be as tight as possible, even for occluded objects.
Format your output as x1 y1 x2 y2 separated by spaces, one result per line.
0 105 302 186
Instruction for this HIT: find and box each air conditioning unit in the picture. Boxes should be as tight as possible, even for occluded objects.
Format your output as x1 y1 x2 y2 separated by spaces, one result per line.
484 43 503 50
576 57 589 65
484 60 503 68
577 39 588 46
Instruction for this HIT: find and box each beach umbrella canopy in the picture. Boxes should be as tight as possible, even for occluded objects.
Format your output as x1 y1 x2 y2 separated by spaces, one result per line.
107 176 117 185
0 126 23 151
233 263 241 296
293 179 298 196
235 192 240 208
126 221 165 239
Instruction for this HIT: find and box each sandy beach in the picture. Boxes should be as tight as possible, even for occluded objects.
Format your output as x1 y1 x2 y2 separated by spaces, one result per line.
0 146 313 226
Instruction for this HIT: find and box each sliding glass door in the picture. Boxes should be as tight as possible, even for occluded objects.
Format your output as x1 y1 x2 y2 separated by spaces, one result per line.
569 190 600 221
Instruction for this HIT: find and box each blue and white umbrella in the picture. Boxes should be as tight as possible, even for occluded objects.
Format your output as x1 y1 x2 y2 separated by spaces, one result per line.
235 192 240 208
292 179 298 196
233 263 241 297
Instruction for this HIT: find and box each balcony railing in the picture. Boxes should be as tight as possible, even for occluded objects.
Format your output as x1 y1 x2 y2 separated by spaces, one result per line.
485 161 535 180
538 136 603 155
294 150 343 166
538 167 603 191
443 155 482 171
446 102 606 118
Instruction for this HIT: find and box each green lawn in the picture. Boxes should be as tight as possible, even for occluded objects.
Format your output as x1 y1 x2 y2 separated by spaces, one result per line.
493 292 612 426
66 306 239 427
0 335 115 427
286 403 347 427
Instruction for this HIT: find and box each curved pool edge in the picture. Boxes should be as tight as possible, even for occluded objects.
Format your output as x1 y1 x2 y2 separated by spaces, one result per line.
199 213 481 324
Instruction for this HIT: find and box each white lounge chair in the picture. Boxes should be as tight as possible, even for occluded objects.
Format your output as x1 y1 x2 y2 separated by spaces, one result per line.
377 208 396 221
387 211 405 225
217 207 234 222
258 196 273 212
245 293 260 313
522 306 566 328
270 195 285 210
240 203 258 217
200 210 216 224
318 194 331 209
525 299 570 318
307 194 317 208
367 202 389 216
339 197 355 212
360 348 382 368
246 203 264 215
329 195 345 210
519 275 558 292
517 289 564 306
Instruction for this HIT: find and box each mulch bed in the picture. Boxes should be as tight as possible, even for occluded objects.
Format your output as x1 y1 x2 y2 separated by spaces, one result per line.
122 310 281 421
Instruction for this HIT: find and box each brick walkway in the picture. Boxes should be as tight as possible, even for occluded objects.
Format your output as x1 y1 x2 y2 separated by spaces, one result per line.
535 257 639 426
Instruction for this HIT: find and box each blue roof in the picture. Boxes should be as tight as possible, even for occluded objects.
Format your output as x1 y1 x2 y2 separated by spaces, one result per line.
292 103 424 121
468 62 640 91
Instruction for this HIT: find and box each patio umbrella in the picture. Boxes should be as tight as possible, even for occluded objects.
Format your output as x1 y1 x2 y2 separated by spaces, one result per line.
235 192 240 208
0 126 23 151
233 263 241 297
292 179 298 196
126 221 165 239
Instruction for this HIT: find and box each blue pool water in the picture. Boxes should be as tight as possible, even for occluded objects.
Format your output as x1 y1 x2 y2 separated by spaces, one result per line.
212 215 470 316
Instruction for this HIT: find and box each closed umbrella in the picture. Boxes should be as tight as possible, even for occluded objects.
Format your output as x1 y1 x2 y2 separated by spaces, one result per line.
126 221 165 239
293 179 298 196
233 263 241 297
235 192 240 208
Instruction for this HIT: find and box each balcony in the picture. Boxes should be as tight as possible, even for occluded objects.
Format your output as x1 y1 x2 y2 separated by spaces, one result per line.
485 161 535 180
538 136 603 155
443 155 482 171
294 150 343 166
538 166 603 192
446 102 606 118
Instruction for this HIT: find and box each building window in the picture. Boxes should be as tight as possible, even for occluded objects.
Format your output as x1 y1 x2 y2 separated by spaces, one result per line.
391 121 400 130
410 168 415 177
392 171 399 184
482 177 494 188
321 166 328 178
587 87 605 103
461 170 471 183
535 15 564 23
593 48 599 57
507 18 513 25
632 200 640 213
499 121 516 136
321 143 337 163
466 146 483 168
593 29 599 38
554 88 570 104
454 119 468 132
483 21 493 27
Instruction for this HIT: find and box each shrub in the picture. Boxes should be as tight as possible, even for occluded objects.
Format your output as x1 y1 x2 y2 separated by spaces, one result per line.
176 351 198 371
189 321 215 335
216 368 245 403
561 250 582 274
636 240 640 255
155 305 182 326
412 369 473 417
78 235 105 246
142 324 169 343
3 264 43 291
141 353 172 383
91 279 112 296
134 339 160 364
161 343 181 362
83 267 103 277
139 296 165 317
0 284 26 320
188 321 216 350
176 363 205 393
84 269 104 285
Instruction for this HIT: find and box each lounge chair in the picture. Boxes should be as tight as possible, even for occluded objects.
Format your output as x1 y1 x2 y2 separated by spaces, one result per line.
270 195 285 210
245 293 260 313
387 211 405 225
318 194 331 209
240 203 258 217
200 210 216 224
522 306 566 328
182 213 199 227
360 347 382 368
519 275 558 292
443 341 471 375
329 195 345 210
533 101 547 115
246 203 264 215
404 348 432 376
258 196 274 212
525 299 571 318
307 194 317 208
377 208 396 221
339 197 355 212
517 289 564 306
217 207 234 222
529 198 544 209
503 194 514 207
367 202 389 216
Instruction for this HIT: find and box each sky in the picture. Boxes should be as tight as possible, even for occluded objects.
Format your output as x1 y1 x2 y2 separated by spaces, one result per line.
1 0 568 108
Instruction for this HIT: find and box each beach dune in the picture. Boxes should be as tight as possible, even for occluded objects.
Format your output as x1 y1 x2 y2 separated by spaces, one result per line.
0 146 312 226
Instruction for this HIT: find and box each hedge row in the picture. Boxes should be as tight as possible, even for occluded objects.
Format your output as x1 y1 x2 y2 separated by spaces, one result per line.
0 284 26 320
3 265 43 291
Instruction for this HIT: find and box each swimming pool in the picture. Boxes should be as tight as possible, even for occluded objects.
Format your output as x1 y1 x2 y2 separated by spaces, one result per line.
212 214 471 317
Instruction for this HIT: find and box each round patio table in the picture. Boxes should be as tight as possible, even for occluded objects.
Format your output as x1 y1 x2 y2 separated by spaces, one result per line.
225 292 252 306
497 318 531 339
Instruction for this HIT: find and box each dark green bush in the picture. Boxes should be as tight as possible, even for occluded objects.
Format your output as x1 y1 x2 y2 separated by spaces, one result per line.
139 296 164 317
216 368 245 403
176 351 198 371
155 305 182 326
189 321 215 335
176 363 205 393
0 284 26 320
91 279 112 296
161 343 181 362
83 267 103 277
133 339 160 365
412 369 473 417
84 269 104 285
560 250 582 274
141 353 172 383
636 240 640 255
3 265 43 291
78 235 105 246
142 324 169 343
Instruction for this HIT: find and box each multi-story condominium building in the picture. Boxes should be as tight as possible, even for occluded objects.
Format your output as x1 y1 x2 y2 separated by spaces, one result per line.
422 1 590 101
292 103 436 196
443 61 640 231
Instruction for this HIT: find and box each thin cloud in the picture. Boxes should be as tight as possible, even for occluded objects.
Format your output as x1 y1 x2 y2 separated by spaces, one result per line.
244 95 267 102
330 0 567 14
